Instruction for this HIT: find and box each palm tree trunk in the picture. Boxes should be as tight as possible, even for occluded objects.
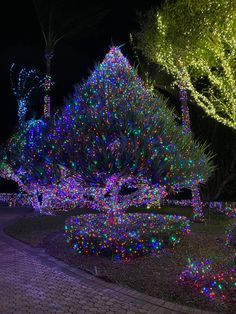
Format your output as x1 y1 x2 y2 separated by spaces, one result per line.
44 47 54 118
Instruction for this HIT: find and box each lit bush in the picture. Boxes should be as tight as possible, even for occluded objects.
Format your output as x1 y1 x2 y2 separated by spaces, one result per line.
65 213 190 260
179 259 236 303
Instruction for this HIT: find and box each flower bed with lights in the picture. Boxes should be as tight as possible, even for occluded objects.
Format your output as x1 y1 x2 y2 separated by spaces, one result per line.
179 259 236 303
65 213 190 260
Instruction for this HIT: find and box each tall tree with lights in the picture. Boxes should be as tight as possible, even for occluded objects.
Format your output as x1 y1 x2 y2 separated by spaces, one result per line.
1 47 213 219
135 0 236 130
43 47 213 219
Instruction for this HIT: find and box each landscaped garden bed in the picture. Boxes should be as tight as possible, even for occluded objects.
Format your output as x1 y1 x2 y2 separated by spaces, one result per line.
4 206 236 313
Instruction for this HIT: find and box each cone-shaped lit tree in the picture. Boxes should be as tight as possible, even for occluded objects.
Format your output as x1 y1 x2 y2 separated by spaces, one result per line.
55 47 213 218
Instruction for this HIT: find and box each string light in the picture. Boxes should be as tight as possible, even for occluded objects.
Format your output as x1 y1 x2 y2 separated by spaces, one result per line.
44 74 52 118
10 63 43 126
65 213 190 260
191 185 204 222
179 258 236 303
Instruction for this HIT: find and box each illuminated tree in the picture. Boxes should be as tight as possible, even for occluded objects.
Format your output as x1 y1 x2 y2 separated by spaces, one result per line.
0 118 57 210
135 0 236 129
1 47 213 219
10 64 43 127
45 47 213 218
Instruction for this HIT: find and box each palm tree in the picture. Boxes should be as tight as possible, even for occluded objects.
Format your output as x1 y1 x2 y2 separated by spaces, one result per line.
33 0 109 118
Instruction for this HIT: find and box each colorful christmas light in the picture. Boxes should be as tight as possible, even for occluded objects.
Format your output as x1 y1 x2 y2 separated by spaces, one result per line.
65 213 190 260
44 74 52 118
10 63 43 126
191 185 204 222
179 69 191 135
179 258 236 303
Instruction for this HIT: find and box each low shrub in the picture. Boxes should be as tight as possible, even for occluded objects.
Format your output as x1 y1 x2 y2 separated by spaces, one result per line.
179 258 236 303
65 213 190 260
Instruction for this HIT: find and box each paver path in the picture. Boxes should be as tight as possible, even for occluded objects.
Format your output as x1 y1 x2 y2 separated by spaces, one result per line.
0 207 215 314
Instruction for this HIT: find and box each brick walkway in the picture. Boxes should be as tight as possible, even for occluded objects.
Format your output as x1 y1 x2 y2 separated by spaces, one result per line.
0 208 216 314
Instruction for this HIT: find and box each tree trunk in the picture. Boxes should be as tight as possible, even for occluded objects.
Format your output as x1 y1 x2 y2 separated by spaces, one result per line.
44 47 54 118
181 100 191 134
18 99 27 127
191 184 204 221
179 78 204 221
179 79 191 134
31 193 41 212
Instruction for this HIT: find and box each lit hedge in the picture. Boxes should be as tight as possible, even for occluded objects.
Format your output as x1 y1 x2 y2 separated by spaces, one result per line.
65 213 190 260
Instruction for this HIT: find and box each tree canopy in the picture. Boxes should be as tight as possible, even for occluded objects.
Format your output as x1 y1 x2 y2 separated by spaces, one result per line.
135 0 236 129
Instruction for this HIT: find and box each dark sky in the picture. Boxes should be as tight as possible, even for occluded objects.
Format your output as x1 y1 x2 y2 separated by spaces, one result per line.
0 0 161 143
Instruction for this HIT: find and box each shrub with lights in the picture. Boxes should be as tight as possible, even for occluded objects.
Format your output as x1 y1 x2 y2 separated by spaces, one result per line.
65 214 190 260
179 258 236 303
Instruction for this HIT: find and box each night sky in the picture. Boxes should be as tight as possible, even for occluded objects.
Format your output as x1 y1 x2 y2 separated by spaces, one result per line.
0 0 161 143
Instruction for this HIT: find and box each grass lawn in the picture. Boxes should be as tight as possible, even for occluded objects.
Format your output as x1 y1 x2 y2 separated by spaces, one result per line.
4 207 94 247
5 205 230 246
4 205 235 313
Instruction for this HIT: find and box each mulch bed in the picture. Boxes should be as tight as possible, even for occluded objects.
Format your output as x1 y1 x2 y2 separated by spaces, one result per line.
41 231 236 313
